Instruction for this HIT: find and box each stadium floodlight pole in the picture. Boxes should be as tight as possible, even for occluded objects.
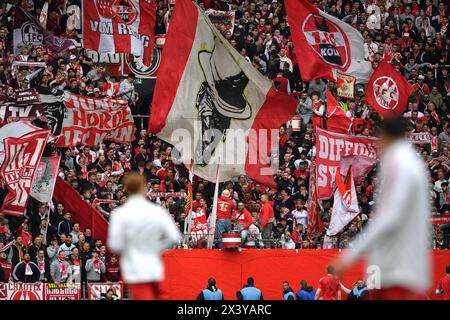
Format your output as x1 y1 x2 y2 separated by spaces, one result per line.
207 163 221 249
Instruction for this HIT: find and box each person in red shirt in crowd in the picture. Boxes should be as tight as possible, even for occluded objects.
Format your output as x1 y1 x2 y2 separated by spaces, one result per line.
191 192 204 213
214 189 235 248
315 265 342 300
232 201 253 245
436 265 450 300
259 194 274 249
311 92 325 131
103 255 121 283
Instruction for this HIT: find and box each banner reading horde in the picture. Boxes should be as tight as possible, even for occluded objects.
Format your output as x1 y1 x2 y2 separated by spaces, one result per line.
55 94 135 147
316 127 379 199
0 129 50 216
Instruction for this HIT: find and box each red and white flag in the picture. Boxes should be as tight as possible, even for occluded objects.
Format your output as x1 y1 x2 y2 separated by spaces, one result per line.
149 0 297 187
365 59 414 118
325 90 353 134
285 0 372 83
83 0 156 66
39 1 48 29
326 168 359 236
0 129 50 216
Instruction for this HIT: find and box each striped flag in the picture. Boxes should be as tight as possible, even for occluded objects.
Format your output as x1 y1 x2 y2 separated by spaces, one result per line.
83 0 156 66
326 167 359 236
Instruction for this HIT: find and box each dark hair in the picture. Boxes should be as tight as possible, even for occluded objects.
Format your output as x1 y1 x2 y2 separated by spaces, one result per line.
327 265 335 274
446 265 450 274
378 117 407 138
247 277 254 285
208 278 216 287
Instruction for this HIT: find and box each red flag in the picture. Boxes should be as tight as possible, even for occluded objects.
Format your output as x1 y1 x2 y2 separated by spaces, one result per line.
149 0 297 188
325 90 353 134
285 0 372 83
0 129 50 216
365 59 414 118
327 168 359 236
83 0 156 66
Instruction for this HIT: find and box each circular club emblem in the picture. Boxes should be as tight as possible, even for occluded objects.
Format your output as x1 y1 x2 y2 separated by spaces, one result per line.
125 48 161 78
96 0 137 25
10 290 41 300
302 14 351 70
21 22 44 46
373 76 399 110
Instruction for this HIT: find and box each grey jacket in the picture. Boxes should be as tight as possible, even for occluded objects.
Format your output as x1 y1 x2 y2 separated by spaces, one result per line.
50 259 72 283
85 259 106 281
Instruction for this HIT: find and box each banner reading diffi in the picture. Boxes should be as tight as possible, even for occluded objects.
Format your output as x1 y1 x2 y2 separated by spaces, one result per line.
83 0 156 66
44 94 135 147
0 129 50 216
315 127 378 199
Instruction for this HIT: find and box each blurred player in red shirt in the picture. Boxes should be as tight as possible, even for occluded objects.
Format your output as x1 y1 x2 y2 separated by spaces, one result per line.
315 265 341 300
436 266 450 300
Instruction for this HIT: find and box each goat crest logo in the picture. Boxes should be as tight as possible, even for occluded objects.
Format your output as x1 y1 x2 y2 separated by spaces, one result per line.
302 14 351 70
195 40 251 164
95 0 137 25
373 76 399 110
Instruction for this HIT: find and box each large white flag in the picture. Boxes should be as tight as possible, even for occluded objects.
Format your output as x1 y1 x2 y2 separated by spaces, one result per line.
149 0 297 188
327 168 359 236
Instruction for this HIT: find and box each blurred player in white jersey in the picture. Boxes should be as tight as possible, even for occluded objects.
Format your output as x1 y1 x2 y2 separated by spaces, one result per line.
108 174 181 300
336 118 432 300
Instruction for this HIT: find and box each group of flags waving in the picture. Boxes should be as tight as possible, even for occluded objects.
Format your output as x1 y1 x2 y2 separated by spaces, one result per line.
2 1 417 241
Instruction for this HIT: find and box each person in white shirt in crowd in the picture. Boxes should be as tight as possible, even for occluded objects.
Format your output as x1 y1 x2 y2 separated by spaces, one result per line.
336 118 431 300
292 202 308 229
108 173 181 300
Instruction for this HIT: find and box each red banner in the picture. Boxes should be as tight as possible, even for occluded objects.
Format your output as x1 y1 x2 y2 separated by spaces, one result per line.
0 283 81 300
316 127 379 199
44 283 81 300
87 282 124 300
430 214 450 225
0 129 50 216
55 94 135 147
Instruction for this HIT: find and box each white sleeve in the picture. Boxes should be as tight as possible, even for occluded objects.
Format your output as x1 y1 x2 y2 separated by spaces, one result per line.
107 210 125 254
342 158 414 265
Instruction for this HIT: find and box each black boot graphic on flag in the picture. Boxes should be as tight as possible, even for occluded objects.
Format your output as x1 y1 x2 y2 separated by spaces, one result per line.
195 41 250 165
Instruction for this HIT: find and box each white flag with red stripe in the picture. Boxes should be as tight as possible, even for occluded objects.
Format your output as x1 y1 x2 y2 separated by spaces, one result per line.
327 168 359 236
149 0 297 187
83 0 156 66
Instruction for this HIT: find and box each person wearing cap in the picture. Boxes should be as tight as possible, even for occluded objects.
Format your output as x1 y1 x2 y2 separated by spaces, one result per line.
336 118 431 300
414 74 430 97
214 189 235 248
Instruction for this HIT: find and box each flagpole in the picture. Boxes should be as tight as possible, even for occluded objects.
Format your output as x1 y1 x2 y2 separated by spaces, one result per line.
183 160 194 246
207 163 220 249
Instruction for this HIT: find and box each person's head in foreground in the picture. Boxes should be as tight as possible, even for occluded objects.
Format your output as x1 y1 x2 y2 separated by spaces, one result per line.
124 173 146 196
378 117 407 149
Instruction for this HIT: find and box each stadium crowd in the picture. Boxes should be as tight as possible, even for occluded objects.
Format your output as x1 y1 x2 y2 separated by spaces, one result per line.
0 0 449 291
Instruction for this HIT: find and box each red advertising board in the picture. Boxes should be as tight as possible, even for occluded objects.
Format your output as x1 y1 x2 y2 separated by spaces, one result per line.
0 282 81 300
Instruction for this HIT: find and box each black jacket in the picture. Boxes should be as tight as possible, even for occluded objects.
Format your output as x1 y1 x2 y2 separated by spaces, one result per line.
12 261 40 283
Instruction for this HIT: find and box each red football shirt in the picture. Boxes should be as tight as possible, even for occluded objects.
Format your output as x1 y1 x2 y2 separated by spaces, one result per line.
319 274 340 300
437 274 450 300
